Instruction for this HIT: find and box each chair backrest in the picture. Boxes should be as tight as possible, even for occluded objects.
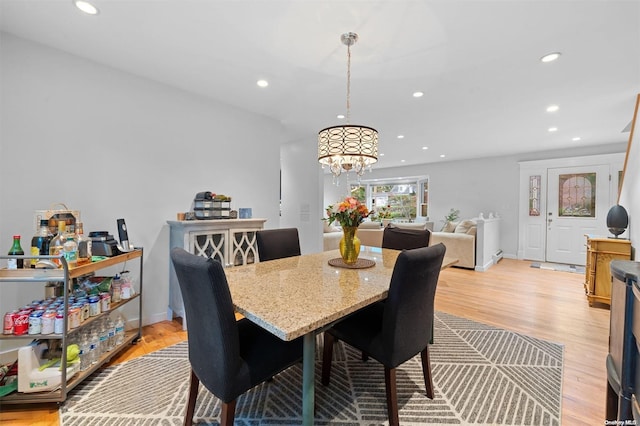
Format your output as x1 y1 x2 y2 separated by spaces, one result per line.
382 243 446 366
256 228 301 261
170 247 243 401
381 225 431 250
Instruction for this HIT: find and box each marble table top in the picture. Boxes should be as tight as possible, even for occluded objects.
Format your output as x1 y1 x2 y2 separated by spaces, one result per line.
225 247 456 341
225 247 399 341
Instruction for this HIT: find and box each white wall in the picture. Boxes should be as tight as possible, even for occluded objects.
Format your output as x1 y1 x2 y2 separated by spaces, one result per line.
279 139 323 254
323 175 352 218
0 34 284 332
325 143 627 259
619 95 640 259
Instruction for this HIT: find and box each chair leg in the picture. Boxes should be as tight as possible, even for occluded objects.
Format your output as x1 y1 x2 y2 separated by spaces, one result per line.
220 400 237 426
184 369 199 426
420 346 434 399
384 367 400 426
321 332 335 386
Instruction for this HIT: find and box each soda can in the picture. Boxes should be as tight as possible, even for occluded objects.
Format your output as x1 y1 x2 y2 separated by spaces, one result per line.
41 310 56 335
3 310 17 335
14 311 30 335
54 312 64 334
28 310 43 335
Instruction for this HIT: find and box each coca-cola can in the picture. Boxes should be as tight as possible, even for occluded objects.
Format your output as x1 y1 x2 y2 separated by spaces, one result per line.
3 310 17 335
14 311 30 336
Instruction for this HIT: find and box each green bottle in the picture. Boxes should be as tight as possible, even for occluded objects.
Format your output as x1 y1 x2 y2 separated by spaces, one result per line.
8 235 25 269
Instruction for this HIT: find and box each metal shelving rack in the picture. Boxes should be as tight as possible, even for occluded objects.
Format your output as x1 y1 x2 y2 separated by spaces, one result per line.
0 248 143 404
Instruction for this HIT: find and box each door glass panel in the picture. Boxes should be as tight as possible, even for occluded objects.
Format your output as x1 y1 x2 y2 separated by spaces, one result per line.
558 173 596 217
529 175 541 216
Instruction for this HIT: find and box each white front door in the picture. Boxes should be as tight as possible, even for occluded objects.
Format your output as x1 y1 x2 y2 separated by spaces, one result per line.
546 165 610 265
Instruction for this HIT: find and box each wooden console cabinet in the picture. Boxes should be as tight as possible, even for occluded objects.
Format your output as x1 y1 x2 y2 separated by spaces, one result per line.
584 235 631 306
167 218 266 329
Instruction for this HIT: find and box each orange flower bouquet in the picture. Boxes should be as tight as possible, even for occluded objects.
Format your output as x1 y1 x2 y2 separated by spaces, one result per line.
325 197 370 228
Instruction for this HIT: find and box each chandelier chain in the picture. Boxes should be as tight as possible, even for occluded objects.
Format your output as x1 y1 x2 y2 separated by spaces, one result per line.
346 43 351 124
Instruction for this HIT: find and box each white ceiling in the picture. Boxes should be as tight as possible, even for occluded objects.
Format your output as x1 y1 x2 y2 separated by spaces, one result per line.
1 0 639 169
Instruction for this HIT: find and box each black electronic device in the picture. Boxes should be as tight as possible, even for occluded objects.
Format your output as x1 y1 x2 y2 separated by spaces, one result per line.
88 231 120 257
117 218 131 251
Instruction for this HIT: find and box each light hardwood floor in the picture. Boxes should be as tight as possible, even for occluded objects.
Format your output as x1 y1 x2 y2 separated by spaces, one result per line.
0 258 610 425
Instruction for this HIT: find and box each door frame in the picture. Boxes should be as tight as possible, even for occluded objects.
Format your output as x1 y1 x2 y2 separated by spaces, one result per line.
517 153 625 262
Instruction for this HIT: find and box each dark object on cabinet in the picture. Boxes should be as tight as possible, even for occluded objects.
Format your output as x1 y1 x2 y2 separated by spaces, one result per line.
607 204 629 238
606 260 640 422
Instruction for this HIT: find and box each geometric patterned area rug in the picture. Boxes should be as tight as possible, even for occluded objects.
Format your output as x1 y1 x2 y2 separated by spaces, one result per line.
60 311 563 425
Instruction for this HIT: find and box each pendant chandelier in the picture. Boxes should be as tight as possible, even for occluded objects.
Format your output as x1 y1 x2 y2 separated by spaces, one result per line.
318 32 378 180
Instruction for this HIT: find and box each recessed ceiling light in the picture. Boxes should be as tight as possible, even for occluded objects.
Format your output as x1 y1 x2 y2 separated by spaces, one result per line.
546 105 559 112
412 91 424 98
422 146 428 150
572 136 582 141
74 0 99 15
397 135 404 139
548 127 558 132
337 114 345 119
379 153 385 156
439 154 446 158
400 160 406 163
541 52 561 63
256 79 268 88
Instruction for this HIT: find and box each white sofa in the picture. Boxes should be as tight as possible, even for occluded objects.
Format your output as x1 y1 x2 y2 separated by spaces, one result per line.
323 221 343 251
324 221 435 251
431 217 502 270
430 221 476 268
323 216 501 271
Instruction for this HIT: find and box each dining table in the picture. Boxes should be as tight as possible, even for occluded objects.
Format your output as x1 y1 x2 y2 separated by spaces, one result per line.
224 246 456 426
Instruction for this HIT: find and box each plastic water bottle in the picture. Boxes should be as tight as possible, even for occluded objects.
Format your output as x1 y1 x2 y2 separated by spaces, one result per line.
114 316 125 346
99 320 109 354
79 334 91 371
89 330 100 364
106 319 116 351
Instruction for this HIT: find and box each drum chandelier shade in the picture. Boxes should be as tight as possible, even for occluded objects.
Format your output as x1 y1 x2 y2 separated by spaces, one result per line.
318 32 378 179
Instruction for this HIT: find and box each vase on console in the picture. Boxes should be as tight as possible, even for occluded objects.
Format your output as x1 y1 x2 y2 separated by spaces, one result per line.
339 226 361 265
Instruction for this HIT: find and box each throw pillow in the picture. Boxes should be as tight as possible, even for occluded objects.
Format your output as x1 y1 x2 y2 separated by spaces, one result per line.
454 219 477 234
394 222 427 230
360 221 383 229
442 221 459 233
323 221 340 233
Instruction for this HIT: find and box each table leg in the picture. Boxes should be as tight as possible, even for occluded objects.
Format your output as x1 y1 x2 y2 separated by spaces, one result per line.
302 333 315 426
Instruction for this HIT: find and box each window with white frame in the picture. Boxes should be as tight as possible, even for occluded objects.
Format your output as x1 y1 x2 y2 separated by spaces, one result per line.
350 176 429 221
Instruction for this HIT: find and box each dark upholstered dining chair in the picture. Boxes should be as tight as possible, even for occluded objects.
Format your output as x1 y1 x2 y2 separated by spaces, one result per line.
321 243 446 426
381 224 431 250
170 247 304 426
256 228 301 262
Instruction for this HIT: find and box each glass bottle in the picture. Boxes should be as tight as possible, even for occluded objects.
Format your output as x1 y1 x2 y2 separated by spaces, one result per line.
63 236 78 267
76 222 92 265
7 235 25 269
49 222 67 266
31 219 53 268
